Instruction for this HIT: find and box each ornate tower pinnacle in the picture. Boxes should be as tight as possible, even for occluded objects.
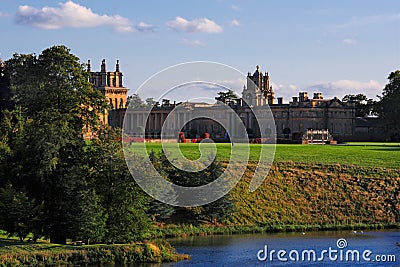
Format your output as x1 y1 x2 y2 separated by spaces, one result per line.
101 59 106 72
116 60 120 72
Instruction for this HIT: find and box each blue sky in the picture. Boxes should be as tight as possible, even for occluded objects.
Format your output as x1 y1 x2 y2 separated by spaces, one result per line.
1 0 399 102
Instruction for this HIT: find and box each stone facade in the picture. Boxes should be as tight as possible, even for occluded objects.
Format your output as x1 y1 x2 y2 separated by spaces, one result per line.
96 64 356 142
88 59 128 125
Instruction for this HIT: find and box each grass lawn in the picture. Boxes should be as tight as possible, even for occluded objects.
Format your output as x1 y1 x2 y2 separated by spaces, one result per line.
129 142 400 169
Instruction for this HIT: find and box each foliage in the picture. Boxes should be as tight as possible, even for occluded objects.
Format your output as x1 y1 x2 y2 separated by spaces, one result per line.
127 93 144 108
0 184 43 241
147 150 236 224
147 151 176 222
0 59 13 111
0 46 150 245
145 97 159 108
85 127 151 243
376 70 400 140
215 89 238 105
342 93 375 117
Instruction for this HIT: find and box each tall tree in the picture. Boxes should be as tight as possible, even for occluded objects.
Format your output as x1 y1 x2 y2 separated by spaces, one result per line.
376 70 400 140
1 45 107 244
342 94 375 117
0 184 43 241
0 59 13 112
149 151 236 225
86 127 150 243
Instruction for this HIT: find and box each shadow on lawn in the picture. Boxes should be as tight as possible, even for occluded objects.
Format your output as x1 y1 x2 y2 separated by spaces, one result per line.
368 147 400 151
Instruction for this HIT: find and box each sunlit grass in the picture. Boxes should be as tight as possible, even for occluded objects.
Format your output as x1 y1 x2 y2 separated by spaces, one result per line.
128 142 400 169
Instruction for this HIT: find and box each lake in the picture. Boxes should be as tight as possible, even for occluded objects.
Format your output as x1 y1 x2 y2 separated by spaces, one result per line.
130 230 399 267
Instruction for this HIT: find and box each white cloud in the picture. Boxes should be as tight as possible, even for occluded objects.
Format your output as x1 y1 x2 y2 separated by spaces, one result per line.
230 19 241 27
166 16 223 33
272 83 299 103
182 38 206 47
305 80 383 100
342 38 358 45
135 21 156 32
14 1 133 32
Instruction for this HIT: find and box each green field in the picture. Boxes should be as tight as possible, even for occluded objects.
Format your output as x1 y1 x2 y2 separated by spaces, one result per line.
129 142 400 169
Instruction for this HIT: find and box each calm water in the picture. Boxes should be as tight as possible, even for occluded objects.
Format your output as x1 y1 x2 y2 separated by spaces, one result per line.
129 230 400 267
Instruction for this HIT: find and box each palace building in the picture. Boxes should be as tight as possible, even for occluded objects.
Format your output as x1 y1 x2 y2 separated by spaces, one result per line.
88 59 128 126
91 62 357 142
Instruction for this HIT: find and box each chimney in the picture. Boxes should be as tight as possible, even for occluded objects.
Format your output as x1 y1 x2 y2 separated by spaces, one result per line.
87 60 91 72
299 92 308 102
116 60 120 72
277 97 283 104
292 97 298 103
101 59 106 72
313 92 323 99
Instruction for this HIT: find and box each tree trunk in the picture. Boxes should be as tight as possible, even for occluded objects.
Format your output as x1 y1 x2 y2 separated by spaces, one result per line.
50 232 67 244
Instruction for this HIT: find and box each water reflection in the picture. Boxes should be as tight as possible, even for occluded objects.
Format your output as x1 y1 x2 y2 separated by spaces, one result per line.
114 230 400 267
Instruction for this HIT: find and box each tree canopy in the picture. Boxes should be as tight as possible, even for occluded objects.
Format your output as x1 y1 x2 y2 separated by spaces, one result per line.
342 93 375 117
215 90 238 105
376 70 400 140
0 46 150 244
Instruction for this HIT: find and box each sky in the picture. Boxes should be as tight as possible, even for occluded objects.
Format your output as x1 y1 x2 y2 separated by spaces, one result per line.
0 0 399 102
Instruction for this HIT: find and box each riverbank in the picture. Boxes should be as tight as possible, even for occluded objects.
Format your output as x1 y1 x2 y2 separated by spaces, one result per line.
0 239 190 266
152 223 400 238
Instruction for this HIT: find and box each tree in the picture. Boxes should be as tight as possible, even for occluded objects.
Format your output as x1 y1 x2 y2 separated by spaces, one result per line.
149 151 236 225
0 184 43 241
1 46 107 244
145 97 159 108
198 160 236 224
127 93 144 108
342 94 375 117
85 127 150 243
0 45 153 244
215 90 238 105
146 151 176 222
0 59 13 112
376 70 400 140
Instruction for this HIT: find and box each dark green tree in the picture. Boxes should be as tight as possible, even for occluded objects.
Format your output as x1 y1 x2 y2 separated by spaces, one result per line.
215 90 238 105
197 160 236 224
127 93 144 108
0 59 13 112
147 150 176 222
145 97 159 108
1 46 107 244
0 184 43 241
70 188 107 245
376 70 400 140
151 151 236 224
342 94 375 117
86 127 150 243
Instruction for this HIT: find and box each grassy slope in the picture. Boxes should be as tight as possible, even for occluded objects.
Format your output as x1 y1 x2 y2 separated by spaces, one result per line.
230 162 400 226
139 142 400 230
